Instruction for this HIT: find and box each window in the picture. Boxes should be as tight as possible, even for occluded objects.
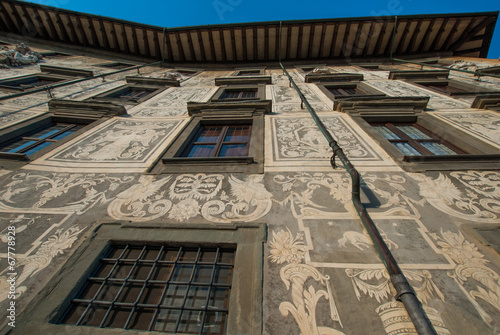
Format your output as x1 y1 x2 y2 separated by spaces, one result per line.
236 70 260 76
40 65 94 78
0 122 82 157
337 96 500 171
182 125 251 158
0 99 126 166
12 222 265 335
0 74 69 91
317 81 385 100
219 89 256 100
370 122 464 156
89 85 165 105
96 62 134 69
61 244 235 334
154 100 271 174
389 70 499 96
211 85 265 102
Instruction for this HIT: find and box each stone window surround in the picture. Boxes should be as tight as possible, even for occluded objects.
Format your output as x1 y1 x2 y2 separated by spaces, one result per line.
0 73 73 92
153 100 271 174
11 221 266 335
0 99 126 168
211 84 266 102
388 70 500 96
316 81 386 100
337 96 500 172
231 67 266 76
88 83 167 105
39 64 94 78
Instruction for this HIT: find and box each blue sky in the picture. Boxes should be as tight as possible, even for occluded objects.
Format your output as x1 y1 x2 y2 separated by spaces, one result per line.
23 0 500 59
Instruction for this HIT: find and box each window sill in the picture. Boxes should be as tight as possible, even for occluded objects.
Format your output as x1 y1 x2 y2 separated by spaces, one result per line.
403 154 500 162
159 156 260 174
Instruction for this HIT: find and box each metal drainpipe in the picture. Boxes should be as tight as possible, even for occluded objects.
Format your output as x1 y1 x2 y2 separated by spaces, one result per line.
278 22 438 335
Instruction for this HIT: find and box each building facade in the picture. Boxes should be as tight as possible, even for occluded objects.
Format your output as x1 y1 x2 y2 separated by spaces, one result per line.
0 1 500 334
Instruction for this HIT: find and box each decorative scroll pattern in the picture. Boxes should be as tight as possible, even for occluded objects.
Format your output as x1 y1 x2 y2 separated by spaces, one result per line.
270 229 345 335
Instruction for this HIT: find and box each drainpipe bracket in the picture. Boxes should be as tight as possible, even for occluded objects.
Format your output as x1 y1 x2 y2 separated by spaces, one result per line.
391 274 415 300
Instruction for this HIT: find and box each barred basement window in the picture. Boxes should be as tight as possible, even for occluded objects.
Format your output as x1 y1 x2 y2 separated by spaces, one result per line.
0 122 82 157
61 244 235 334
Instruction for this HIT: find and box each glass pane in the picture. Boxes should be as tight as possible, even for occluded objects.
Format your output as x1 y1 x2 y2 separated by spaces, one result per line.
78 305 109 327
214 266 233 284
95 282 123 301
373 126 400 140
0 139 37 153
210 287 231 309
193 265 214 283
198 249 217 263
138 284 166 304
23 141 53 156
171 264 194 282
62 303 89 325
129 264 153 280
179 248 199 262
187 145 214 158
396 125 431 139
163 285 188 307
154 309 181 332
421 142 457 155
224 126 250 142
393 142 422 155
196 127 222 142
219 144 247 157
177 310 202 334
241 91 256 99
185 286 210 309
52 128 81 140
221 91 240 99
217 249 235 264
29 125 66 139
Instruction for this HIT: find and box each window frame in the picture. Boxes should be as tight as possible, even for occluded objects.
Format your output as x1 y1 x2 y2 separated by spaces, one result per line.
95 62 135 69
153 100 271 174
0 73 72 92
317 81 386 100
211 84 266 102
338 96 500 171
0 99 127 167
88 84 166 105
231 68 265 76
12 221 266 335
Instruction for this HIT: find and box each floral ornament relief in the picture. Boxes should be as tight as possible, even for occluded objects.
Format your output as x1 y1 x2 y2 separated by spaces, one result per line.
0 173 133 214
108 175 172 222
0 226 84 304
345 268 450 335
269 228 345 335
201 175 273 223
63 122 170 161
431 229 500 325
414 171 500 223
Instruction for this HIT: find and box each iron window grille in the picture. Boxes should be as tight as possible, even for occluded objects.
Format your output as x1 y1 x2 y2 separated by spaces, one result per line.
235 70 261 76
60 244 235 335
370 122 465 156
108 86 157 101
182 125 251 158
0 122 82 156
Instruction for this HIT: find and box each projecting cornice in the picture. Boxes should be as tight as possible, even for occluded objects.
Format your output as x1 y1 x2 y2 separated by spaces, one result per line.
0 1 497 63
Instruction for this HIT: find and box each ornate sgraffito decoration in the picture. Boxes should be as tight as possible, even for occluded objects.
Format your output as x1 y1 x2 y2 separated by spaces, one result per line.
346 268 449 335
275 117 371 159
0 173 134 214
60 121 173 161
338 227 398 251
201 175 273 223
108 174 273 223
434 112 500 145
270 228 345 335
25 118 184 173
431 229 500 325
108 175 173 222
0 226 84 303
133 87 215 117
414 171 500 223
